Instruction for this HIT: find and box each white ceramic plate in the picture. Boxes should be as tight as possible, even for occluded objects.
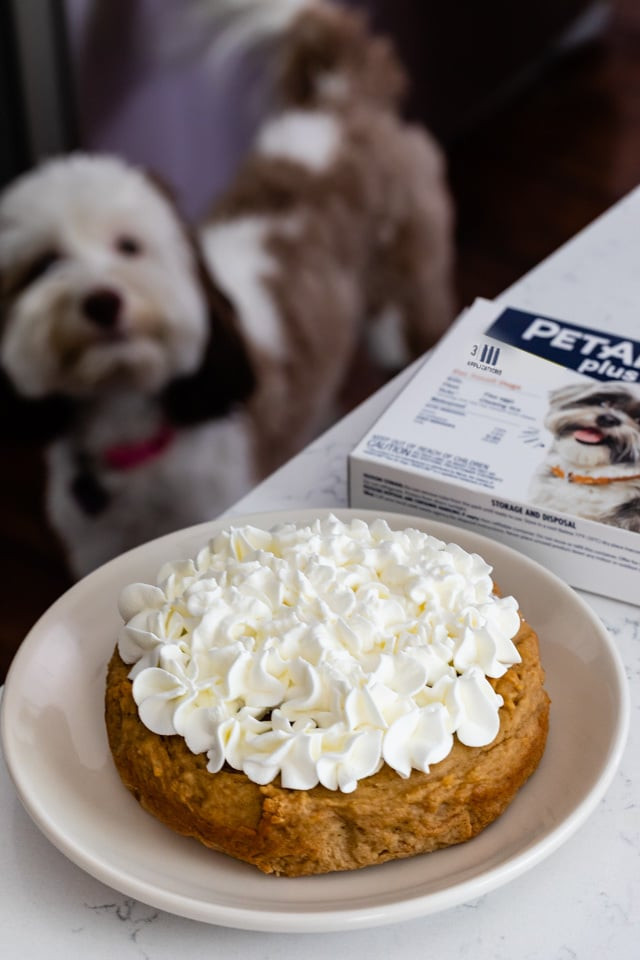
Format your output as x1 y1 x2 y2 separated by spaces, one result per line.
0 509 629 933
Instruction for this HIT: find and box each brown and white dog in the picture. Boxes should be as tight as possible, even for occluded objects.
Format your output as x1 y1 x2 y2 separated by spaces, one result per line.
0 0 454 577
530 380 640 530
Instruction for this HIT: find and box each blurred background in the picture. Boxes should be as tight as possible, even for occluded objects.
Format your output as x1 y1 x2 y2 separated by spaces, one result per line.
1 0 639 679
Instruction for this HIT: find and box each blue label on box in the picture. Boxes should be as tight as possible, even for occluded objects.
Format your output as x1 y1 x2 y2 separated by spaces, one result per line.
487 308 640 383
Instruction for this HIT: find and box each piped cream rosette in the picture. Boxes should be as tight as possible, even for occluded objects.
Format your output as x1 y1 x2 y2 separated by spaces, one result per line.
118 515 521 793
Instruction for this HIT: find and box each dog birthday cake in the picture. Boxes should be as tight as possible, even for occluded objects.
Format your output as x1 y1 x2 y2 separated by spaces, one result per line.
105 514 549 876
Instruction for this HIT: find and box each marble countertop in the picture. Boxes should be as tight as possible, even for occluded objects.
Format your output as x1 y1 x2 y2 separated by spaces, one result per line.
2 191 640 958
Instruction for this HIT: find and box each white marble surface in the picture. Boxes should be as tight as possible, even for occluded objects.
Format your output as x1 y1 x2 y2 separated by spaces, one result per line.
2 190 640 958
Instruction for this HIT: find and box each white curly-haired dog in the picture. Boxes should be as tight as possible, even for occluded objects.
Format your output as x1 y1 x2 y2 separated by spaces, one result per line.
0 0 454 577
530 380 640 530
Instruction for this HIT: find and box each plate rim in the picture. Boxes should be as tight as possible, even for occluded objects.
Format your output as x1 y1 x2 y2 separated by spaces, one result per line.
0 508 631 932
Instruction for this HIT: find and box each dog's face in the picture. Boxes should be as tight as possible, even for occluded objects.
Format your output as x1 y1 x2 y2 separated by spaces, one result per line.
545 381 640 468
0 155 209 398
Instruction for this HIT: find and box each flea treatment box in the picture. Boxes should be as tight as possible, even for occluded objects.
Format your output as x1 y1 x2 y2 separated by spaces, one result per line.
349 298 640 603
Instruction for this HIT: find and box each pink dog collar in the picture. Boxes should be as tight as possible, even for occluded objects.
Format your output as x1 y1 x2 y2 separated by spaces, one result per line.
103 423 176 471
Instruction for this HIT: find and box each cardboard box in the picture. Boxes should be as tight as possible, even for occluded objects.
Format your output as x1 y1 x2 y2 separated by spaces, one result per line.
349 298 640 603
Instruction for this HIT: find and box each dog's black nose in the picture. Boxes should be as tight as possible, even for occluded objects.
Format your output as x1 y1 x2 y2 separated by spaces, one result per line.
596 412 621 428
82 289 122 329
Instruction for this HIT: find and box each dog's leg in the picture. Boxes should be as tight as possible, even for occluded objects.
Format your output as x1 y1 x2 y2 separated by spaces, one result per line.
366 126 456 364
392 143 456 357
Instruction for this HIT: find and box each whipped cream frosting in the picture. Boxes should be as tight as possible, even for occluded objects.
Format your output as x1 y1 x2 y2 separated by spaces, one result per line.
118 515 522 793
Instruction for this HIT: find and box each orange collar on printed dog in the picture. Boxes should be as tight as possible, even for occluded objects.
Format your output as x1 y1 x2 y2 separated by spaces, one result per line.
550 465 640 485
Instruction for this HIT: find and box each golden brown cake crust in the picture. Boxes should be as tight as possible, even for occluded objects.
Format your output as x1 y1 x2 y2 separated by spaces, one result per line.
105 617 549 877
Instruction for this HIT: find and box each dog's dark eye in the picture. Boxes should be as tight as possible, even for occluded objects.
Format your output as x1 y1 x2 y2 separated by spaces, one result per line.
115 235 142 256
584 393 626 409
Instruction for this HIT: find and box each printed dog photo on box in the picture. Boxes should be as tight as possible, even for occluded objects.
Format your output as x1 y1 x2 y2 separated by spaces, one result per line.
529 380 640 531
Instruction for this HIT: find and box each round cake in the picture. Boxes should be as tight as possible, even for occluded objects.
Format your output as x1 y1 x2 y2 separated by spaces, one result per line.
105 515 550 876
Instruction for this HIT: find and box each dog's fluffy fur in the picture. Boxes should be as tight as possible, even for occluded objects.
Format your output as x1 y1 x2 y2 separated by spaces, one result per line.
530 381 640 530
0 154 256 576
0 0 454 577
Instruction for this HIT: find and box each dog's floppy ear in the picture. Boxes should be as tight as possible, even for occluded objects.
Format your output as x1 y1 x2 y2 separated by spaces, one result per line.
0 366 74 445
161 244 256 425
547 383 590 408
140 173 254 424
1 252 77 445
